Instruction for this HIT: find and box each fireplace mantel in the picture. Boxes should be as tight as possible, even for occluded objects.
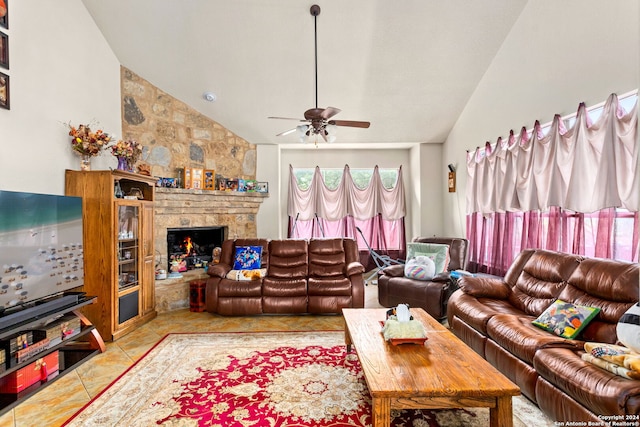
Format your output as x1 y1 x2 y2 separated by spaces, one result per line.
154 187 267 248
155 187 267 212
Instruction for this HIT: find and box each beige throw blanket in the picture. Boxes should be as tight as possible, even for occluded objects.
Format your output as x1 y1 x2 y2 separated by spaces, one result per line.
582 342 640 380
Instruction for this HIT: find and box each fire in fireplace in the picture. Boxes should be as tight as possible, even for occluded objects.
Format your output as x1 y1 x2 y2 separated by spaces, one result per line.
166 226 228 271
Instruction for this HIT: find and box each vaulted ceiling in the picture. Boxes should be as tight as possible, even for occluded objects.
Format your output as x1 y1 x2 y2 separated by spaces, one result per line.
82 0 528 146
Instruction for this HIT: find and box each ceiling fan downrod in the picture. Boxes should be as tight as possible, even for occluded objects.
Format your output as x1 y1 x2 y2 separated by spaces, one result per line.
311 4 320 110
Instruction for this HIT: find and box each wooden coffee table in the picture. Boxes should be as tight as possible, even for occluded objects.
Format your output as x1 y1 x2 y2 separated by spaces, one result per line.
342 308 520 427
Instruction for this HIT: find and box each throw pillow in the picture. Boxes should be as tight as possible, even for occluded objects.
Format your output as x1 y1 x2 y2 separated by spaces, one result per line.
404 256 436 281
406 242 450 274
617 303 640 353
232 246 263 270
226 268 267 281
532 299 601 339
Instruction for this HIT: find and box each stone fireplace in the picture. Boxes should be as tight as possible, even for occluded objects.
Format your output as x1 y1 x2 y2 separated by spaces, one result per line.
153 187 266 312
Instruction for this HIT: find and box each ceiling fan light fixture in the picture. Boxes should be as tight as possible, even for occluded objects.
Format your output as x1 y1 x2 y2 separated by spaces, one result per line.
296 124 310 136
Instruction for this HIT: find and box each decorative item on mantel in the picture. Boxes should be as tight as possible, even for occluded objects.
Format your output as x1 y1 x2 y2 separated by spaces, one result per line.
67 122 112 171
110 139 142 173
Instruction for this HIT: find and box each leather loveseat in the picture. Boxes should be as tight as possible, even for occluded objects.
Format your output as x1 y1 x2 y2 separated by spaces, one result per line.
447 248 640 422
205 237 365 315
377 237 468 320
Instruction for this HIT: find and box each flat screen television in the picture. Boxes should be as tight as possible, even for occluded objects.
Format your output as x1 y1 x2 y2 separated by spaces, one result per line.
0 190 84 320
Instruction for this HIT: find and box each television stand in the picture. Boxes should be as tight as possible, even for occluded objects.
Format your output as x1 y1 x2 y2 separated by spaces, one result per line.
0 294 82 332
0 296 105 415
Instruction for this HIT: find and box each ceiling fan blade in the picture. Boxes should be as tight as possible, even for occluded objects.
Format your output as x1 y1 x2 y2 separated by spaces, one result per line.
321 107 341 119
277 128 299 137
268 116 306 121
329 120 370 128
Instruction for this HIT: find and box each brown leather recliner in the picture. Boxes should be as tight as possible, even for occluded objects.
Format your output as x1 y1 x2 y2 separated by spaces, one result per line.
205 237 365 315
308 238 365 313
205 238 270 315
377 237 469 320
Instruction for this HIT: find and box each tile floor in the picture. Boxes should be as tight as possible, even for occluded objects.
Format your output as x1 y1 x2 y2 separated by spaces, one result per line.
0 283 551 427
0 283 384 427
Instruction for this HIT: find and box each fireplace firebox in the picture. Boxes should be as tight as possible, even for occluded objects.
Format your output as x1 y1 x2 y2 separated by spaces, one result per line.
166 226 228 271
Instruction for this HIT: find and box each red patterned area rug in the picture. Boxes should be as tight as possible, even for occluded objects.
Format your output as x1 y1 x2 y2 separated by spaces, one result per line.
64 332 550 427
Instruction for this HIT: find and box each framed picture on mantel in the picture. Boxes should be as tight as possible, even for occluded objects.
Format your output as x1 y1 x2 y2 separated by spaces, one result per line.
256 182 269 193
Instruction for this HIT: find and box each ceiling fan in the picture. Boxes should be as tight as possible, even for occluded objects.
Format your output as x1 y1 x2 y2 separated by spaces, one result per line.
268 4 370 143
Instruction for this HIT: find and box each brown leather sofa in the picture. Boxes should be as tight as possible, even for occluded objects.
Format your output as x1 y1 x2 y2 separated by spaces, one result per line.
205 237 365 315
447 248 640 422
377 237 468 320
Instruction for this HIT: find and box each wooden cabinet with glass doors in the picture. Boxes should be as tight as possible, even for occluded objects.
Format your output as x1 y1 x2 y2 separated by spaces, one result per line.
65 170 157 341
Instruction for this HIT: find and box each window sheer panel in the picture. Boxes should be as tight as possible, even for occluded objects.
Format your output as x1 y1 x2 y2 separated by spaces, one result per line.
467 94 639 215
289 165 406 221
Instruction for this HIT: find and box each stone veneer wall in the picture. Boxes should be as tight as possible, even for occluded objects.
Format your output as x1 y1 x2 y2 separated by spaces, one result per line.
120 66 256 183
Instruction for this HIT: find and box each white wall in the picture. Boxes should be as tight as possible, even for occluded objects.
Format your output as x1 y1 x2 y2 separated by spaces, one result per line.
443 0 640 237
411 143 449 238
0 1 121 195
256 144 282 238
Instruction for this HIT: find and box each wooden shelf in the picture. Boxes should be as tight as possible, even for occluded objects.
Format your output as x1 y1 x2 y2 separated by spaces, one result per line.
0 296 105 415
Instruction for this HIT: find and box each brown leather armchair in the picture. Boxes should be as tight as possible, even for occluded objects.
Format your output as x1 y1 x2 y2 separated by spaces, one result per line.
377 237 469 320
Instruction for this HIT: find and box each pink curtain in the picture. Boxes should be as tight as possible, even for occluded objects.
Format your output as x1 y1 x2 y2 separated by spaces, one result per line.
288 165 406 269
467 208 639 275
466 93 638 275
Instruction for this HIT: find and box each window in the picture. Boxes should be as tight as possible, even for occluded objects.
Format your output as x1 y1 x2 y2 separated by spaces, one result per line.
288 166 406 261
292 168 399 190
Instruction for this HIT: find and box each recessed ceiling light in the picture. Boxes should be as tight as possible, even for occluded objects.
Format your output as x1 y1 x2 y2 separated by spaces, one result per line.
203 92 217 102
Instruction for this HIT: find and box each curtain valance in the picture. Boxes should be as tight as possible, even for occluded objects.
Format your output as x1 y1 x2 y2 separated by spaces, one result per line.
287 165 406 221
467 93 638 214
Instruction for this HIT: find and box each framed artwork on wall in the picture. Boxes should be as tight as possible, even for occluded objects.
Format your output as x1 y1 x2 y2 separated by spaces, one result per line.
0 71 8 110
0 31 8 69
0 0 7 30
0 73 9 110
